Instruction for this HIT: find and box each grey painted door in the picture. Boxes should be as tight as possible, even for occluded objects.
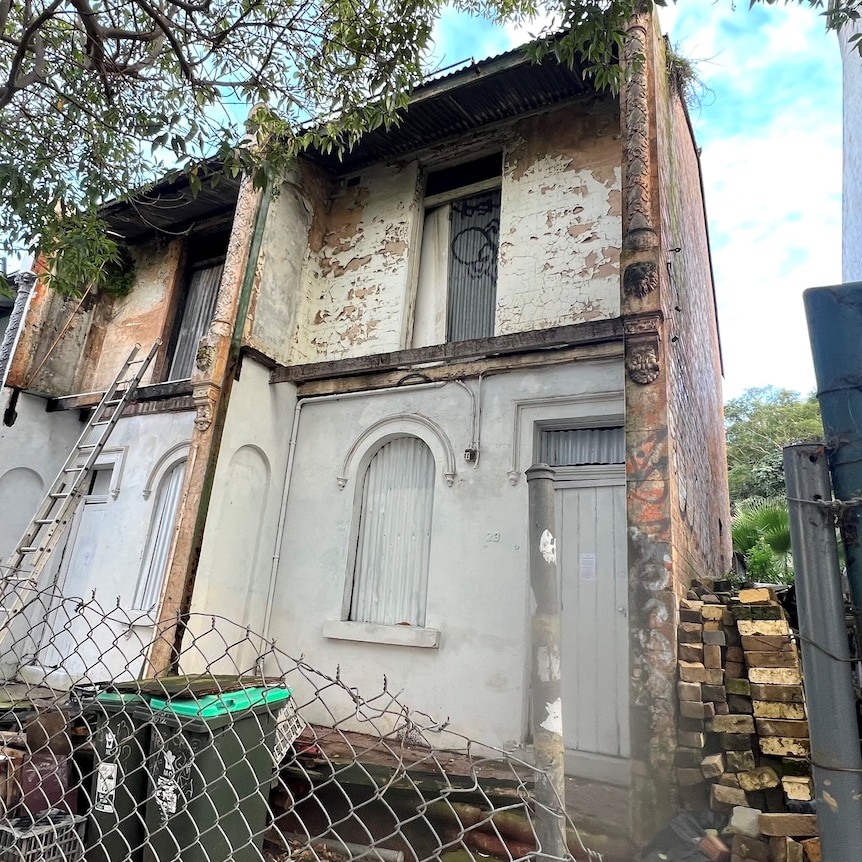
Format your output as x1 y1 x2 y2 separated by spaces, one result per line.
555 473 630 784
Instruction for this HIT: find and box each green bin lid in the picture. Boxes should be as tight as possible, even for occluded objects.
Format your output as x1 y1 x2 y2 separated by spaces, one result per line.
148 686 292 718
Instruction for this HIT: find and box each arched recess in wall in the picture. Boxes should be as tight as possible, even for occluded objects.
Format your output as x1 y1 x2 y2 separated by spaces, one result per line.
142 442 191 500
0 467 43 560
337 413 456 490
133 457 188 613
201 444 271 632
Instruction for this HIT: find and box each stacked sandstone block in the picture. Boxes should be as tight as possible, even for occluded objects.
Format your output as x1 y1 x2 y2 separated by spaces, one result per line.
676 586 821 862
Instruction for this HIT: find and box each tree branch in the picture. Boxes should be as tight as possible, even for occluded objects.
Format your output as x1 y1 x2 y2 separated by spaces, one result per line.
0 0 64 109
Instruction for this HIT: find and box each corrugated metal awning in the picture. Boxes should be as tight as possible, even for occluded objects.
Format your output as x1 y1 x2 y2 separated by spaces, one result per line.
308 50 598 173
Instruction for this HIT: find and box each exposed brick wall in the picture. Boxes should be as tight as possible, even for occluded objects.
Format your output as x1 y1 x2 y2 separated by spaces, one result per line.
622 18 733 843
654 43 733 586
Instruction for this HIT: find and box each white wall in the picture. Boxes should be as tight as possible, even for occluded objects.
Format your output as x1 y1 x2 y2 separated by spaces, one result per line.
0 390 83 561
188 358 625 748
186 358 297 673
0 392 195 681
842 24 862 281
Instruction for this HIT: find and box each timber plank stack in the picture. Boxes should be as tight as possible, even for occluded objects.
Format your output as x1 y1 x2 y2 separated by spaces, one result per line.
675 584 820 862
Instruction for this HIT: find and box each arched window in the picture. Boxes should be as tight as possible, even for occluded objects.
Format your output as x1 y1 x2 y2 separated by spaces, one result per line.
133 459 186 612
349 436 435 626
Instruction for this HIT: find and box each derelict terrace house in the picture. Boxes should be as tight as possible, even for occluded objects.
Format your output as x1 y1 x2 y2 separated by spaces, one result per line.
0 14 730 841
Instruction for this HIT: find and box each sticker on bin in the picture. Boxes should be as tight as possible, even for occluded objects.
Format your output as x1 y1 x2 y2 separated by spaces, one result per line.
94 762 118 813
154 751 181 822
273 699 307 764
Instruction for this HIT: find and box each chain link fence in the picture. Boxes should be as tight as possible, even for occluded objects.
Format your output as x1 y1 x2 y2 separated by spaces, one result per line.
0 583 623 862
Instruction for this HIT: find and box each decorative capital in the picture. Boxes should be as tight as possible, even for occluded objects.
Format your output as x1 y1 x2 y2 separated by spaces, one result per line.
624 312 663 386
624 261 659 298
626 345 661 385
192 383 219 433
195 338 216 374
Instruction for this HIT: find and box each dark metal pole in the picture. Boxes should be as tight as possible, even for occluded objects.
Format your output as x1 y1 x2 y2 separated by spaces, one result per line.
525 464 566 861
804 283 862 639
784 444 862 859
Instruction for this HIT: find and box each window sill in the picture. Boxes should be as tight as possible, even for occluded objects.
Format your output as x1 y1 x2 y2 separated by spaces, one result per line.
322 621 440 649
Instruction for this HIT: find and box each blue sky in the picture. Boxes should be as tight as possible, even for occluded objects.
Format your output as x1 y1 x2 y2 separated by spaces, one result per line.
429 1 844 400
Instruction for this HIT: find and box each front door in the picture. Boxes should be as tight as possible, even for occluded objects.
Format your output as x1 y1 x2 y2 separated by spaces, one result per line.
555 468 630 784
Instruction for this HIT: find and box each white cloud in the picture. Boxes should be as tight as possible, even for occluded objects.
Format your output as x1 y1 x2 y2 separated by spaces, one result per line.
661 0 842 398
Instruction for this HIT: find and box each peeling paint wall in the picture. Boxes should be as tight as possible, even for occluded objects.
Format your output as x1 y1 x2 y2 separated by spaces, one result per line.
292 162 421 363
81 239 182 391
287 100 622 365
497 105 622 334
6 280 96 396
245 165 320 365
6 238 183 397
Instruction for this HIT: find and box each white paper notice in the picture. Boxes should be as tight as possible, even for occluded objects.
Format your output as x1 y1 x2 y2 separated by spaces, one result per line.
579 552 596 581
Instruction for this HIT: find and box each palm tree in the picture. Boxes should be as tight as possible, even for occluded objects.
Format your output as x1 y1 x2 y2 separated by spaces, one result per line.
732 497 792 583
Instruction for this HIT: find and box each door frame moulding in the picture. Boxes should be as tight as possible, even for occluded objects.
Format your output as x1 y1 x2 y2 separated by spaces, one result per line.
508 389 624 485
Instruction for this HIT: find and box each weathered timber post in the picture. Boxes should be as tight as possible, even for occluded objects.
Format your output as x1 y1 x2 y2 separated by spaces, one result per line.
784 443 862 860
525 464 567 861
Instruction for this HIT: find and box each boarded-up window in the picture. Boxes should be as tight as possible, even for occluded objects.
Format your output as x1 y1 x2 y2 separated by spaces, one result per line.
133 459 186 612
412 155 502 347
446 189 501 342
166 262 224 381
350 437 435 626
539 427 625 467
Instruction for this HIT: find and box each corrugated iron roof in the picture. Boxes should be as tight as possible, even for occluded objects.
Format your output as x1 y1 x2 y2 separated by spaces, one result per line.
308 48 597 173
100 170 242 244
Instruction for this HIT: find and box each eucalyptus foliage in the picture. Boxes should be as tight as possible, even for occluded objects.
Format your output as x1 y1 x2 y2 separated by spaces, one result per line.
0 0 534 295
725 386 823 504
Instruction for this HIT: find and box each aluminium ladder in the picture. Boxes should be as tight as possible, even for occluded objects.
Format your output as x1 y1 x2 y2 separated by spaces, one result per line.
0 340 161 628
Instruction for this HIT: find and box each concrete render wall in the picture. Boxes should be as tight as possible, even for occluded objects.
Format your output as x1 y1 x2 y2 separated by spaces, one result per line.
186 359 297 671
842 24 862 282
268 100 622 366
0 392 195 678
78 238 183 391
0 390 83 561
186 356 625 747
6 237 183 397
0 398 194 601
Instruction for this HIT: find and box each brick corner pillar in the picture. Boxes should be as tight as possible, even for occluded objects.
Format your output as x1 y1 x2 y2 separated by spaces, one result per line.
619 7 679 845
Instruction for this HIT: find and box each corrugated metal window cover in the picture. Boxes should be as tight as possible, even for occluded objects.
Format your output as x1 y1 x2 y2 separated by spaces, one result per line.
350 437 435 626
446 189 500 342
540 427 625 467
167 263 224 381
133 460 186 611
